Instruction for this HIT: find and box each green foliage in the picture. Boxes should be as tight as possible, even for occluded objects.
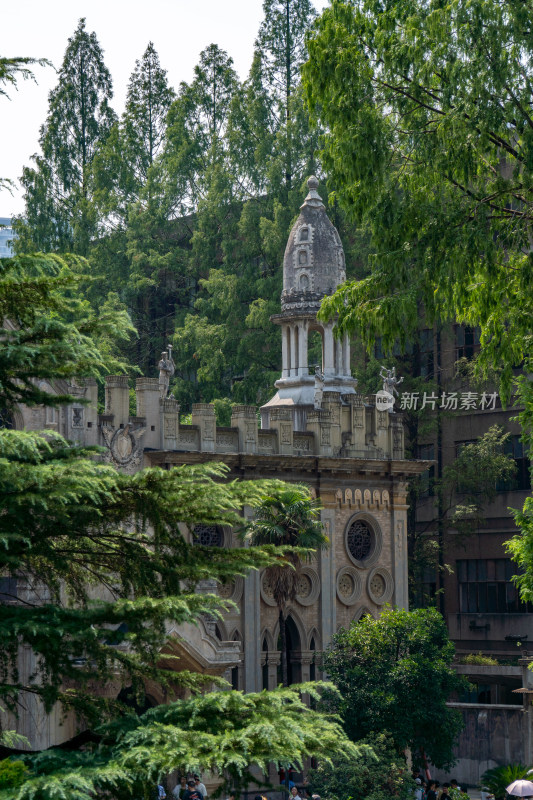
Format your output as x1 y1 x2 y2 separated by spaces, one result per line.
303 0 533 597
461 653 498 666
322 607 465 769
0 759 28 790
309 732 415 800
481 765 531 800
0 253 134 409
15 19 116 254
6 686 358 800
92 42 175 226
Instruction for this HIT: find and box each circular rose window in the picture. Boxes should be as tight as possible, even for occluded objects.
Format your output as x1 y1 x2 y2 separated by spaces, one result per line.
347 520 373 560
345 515 382 568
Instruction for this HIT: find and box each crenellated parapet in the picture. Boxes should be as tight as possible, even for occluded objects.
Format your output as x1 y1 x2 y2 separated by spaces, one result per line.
93 376 404 466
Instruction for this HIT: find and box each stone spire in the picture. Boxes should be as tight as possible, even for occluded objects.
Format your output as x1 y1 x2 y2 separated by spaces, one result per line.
261 177 356 431
281 176 346 315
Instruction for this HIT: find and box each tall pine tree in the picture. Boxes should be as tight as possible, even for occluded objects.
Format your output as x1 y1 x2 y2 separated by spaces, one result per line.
92 41 175 227
15 19 116 254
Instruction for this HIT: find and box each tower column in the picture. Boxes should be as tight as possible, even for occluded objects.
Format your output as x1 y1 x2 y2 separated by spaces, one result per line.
290 324 298 377
335 335 343 375
323 324 335 376
282 326 289 378
298 320 309 376
343 332 351 375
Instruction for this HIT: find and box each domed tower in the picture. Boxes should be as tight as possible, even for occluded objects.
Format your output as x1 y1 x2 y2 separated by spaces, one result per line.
261 177 357 430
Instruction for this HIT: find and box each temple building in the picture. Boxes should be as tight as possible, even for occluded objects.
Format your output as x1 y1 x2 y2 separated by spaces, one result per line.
11 178 426 750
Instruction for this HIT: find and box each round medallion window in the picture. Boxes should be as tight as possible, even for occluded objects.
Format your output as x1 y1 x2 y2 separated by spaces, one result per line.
295 566 320 607
338 573 354 597
367 568 394 605
345 515 382 568
369 573 385 597
336 566 363 606
296 574 312 598
260 571 277 606
217 580 234 599
193 524 224 547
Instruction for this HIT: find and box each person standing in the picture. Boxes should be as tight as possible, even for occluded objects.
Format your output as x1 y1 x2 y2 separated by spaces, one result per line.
194 775 207 798
182 779 202 800
290 786 302 800
173 777 188 800
427 781 438 800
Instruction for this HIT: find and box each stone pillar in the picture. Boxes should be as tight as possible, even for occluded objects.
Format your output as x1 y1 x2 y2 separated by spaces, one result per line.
376 407 390 456
392 481 409 610
268 652 281 690
319 509 336 655
105 375 129 425
343 332 351 375
322 393 342 454
243 506 261 692
391 413 405 459
191 403 216 452
231 405 258 453
323 324 335 376
298 320 309 376
334 336 343 375
269 408 293 454
136 377 161 449
160 396 180 450
282 326 289 378
290 324 298 377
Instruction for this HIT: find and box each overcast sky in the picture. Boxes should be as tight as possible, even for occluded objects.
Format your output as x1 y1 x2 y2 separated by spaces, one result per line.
1 0 328 217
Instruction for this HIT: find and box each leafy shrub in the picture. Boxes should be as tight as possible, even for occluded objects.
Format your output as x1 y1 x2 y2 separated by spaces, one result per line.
309 731 415 800
462 653 498 666
0 759 28 789
481 764 532 799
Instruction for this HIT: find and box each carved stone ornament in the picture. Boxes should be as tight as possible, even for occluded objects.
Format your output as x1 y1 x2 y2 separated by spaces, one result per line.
217 575 243 604
101 423 145 470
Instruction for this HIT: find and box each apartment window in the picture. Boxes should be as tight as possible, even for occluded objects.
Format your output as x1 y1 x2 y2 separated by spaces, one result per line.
496 435 531 492
418 444 435 497
419 328 434 378
456 325 481 360
460 683 492 704
457 558 532 613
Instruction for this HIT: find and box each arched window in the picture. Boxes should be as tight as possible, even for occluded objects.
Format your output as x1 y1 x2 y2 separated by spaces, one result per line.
298 249 308 265
300 227 309 242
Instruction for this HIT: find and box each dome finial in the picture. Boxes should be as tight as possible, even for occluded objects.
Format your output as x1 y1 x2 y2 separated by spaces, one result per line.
302 175 324 210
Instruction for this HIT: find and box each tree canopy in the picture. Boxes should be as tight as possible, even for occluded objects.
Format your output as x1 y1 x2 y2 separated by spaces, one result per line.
302 0 533 596
322 607 466 769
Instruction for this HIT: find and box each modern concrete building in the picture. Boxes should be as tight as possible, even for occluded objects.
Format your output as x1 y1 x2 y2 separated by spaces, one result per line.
409 324 532 781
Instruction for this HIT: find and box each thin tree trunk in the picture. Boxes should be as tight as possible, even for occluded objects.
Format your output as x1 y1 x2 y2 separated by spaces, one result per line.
279 607 288 686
